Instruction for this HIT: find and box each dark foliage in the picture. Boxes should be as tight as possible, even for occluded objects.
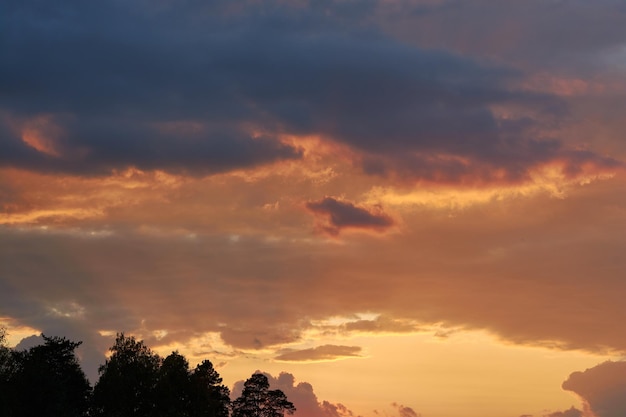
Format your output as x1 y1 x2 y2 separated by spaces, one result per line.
0 328 13 416
0 328 291 417
232 373 296 417
190 360 231 417
2 333 91 417
155 351 193 417
92 333 162 417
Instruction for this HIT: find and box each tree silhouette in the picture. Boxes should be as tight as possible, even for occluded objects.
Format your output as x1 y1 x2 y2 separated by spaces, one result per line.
0 328 14 416
232 373 296 417
0 329 293 417
189 359 231 417
92 333 161 417
8 335 91 417
155 351 193 417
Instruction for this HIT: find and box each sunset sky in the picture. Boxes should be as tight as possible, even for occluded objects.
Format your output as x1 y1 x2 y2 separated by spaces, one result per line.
3 1 626 416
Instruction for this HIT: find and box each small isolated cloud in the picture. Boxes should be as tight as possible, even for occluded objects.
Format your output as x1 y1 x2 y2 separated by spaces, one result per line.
306 197 394 236
321 401 357 417
275 344 362 362
562 361 626 417
391 402 420 417
231 371 360 417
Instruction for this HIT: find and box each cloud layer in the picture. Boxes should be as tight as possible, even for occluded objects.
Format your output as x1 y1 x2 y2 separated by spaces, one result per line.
2 0 620 183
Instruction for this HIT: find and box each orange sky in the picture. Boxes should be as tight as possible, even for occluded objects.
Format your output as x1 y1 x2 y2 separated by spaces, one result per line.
3 1 626 417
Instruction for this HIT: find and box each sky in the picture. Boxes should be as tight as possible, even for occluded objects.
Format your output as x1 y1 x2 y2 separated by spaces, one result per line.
2 0 626 416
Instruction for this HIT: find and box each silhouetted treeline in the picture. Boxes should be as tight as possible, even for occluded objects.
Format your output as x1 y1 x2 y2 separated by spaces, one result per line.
0 329 295 417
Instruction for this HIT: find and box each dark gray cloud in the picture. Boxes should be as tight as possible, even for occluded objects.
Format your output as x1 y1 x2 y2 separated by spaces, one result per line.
275 345 362 362
378 0 626 72
1 0 618 180
306 197 394 235
562 361 626 417
0 122 301 176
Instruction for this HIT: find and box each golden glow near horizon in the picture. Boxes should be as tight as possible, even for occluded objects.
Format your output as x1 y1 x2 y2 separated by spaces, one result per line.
2 312 618 417
5 319 610 417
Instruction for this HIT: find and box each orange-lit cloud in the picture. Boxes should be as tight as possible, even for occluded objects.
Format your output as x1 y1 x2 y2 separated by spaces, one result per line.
19 115 64 157
5 177 626 361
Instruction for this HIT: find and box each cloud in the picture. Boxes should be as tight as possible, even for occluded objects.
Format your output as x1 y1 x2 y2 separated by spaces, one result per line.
275 345 362 362
321 402 357 417
0 116 303 177
219 326 302 351
13 334 44 351
543 407 583 417
376 0 626 73
343 316 418 334
231 371 360 417
306 197 394 235
562 361 626 417
1 0 619 182
5 180 626 365
391 403 420 417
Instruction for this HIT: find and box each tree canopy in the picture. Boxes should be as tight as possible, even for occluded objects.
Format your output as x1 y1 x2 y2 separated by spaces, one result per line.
0 328 13 416
232 373 296 417
2 333 91 417
190 360 231 417
0 329 293 417
92 333 163 417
